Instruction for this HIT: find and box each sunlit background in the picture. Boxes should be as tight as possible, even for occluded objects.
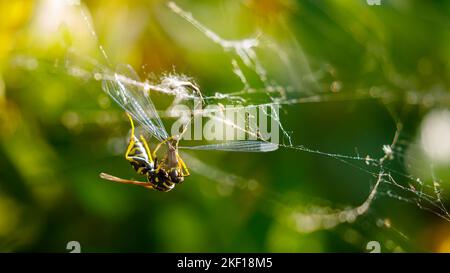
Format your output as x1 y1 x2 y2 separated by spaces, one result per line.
0 0 449 252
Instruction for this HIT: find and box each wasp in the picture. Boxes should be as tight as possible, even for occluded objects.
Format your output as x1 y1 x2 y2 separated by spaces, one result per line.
99 64 278 192
100 113 189 192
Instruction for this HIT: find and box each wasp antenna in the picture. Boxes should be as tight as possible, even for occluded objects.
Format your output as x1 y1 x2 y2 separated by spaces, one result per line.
99 172 155 190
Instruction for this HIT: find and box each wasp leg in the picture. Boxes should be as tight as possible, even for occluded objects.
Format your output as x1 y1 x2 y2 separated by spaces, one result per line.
124 112 139 162
177 154 190 176
177 115 192 142
139 135 153 163
100 173 155 190
152 136 175 159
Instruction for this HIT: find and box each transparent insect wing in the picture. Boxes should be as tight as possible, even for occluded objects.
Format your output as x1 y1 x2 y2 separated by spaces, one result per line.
179 140 278 152
102 64 169 142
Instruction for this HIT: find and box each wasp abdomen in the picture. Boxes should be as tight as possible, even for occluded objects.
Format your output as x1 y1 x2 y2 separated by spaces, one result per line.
130 160 153 175
126 136 155 175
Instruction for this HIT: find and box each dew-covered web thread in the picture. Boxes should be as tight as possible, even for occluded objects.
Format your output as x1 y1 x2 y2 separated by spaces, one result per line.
57 0 450 234
165 2 450 225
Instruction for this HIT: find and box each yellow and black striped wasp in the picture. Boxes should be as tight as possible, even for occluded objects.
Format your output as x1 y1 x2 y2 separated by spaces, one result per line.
100 112 189 192
99 64 278 192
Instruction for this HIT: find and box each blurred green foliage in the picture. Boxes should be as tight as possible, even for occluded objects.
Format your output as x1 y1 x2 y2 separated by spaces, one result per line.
0 0 449 252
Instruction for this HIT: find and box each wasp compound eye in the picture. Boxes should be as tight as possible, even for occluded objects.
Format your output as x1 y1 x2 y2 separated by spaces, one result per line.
169 169 183 184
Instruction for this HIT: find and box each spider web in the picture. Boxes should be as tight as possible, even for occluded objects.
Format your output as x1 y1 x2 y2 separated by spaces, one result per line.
57 0 450 242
